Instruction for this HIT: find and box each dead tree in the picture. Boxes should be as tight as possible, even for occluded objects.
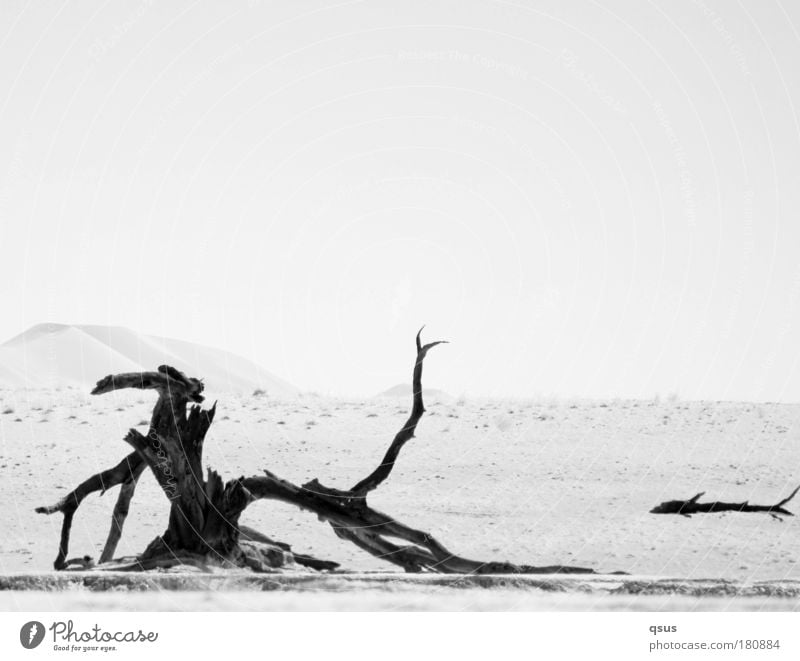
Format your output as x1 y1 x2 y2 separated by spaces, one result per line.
650 486 800 521
37 330 600 574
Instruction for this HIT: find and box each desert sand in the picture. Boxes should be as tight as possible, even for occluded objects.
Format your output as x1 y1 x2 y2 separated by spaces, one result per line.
1 386 799 608
0 324 798 610
2 573 799 611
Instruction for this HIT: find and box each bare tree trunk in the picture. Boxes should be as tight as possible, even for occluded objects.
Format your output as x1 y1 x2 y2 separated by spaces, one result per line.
37 332 606 575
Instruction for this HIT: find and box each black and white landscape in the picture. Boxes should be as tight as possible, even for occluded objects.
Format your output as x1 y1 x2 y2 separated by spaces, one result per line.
1 1 799 612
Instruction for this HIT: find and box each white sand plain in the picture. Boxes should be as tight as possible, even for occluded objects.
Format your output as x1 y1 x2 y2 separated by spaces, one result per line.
0 383 798 610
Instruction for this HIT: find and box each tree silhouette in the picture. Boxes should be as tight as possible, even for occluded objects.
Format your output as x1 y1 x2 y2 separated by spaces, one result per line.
37 330 599 575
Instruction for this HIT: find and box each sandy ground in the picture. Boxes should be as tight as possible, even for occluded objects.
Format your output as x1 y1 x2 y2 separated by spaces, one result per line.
0 388 798 608
1 573 799 611
3 588 799 612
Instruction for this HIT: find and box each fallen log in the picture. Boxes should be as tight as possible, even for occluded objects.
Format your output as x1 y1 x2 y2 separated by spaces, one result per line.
650 485 800 520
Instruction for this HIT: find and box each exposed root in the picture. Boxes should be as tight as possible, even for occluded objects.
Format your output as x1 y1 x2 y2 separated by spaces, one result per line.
35 452 144 569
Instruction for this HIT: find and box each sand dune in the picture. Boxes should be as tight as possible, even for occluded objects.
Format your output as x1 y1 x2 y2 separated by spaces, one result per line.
376 383 453 400
0 323 298 395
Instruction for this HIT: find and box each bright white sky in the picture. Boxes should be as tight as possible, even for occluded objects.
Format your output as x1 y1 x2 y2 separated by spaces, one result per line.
1 1 799 400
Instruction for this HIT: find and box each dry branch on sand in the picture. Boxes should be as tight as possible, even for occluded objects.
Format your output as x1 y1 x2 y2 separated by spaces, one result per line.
650 486 800 521
36 330 606 575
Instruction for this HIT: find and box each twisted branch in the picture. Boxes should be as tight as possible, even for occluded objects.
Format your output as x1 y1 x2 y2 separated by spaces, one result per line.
35 452 144 569
351 327 447 495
